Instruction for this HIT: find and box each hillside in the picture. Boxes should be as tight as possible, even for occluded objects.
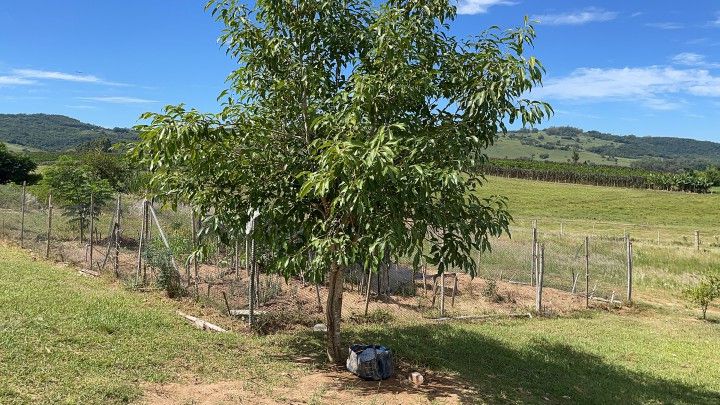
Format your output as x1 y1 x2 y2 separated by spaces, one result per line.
489 127 720 170
0 114 137 151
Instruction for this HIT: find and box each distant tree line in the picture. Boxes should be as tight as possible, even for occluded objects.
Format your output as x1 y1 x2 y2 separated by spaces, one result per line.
483 158 717 193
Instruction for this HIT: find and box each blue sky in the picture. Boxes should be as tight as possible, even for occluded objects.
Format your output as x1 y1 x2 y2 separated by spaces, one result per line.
1 1 719 141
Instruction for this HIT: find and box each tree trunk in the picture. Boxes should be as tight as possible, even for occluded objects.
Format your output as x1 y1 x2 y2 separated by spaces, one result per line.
325 262 344 364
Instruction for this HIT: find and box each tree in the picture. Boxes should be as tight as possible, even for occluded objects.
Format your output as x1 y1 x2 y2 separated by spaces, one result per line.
0 143 40 185
42 156 113 241
133 0 550 363
686 276 720 320
571 149 580 164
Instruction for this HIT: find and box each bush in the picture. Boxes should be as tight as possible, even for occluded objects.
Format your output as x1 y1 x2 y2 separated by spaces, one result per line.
482 279 503 303
685 276 720 320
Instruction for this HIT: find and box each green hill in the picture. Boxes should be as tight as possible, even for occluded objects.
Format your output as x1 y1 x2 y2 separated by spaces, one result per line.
489 127 720 170
0 114 137 151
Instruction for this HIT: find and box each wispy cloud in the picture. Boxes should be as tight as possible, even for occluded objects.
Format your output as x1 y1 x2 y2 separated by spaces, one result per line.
533 66 720 110
646 22 683 30
78 96 158 104
533 8 617 26
711 14 720 27
13 69 128 86
0 76 36 86
65 105 98 110
456 0 515 15
672 52 720 68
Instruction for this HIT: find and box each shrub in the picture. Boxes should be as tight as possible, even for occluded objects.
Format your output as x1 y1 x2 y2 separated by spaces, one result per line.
685 276 720 320
482 279 503 303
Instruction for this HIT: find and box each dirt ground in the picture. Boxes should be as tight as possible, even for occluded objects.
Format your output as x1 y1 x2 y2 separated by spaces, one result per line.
142 367 475 405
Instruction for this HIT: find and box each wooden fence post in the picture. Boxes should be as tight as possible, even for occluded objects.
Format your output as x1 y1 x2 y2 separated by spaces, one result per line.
20 181 26 248
626 236 633 303
45 194 53 260
191 209 199 296
585 236 589 309
536 244 545 312
136 199 147 283
113 194 121 277
531 221 537 286
695 230 700 251
89 193 94 272
439 273 445 317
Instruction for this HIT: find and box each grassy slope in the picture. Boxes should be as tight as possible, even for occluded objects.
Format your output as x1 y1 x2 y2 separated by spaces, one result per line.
0 245 298 404
487 131 637 166
481 176 720 231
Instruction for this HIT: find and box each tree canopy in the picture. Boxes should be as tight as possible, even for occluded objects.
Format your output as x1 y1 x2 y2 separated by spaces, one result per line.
0 143 39 185
133 0 551 362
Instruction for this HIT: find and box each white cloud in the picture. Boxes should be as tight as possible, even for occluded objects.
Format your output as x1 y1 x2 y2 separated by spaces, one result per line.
645 22 683 30
12 69 127 86
533 66 720 110
672 52 720 68
0 76 35 86
78 96 158 104
711 14 720 27
457 0 515 15
533 8 617 25
65 105 98 110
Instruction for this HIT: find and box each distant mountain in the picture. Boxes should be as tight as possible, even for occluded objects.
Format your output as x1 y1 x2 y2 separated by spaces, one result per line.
0 114 137 151
490 127 720 170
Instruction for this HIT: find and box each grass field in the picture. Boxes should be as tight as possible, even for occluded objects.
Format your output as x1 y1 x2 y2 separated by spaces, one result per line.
1 244 719 403
481 176 720 235
0 244 303 404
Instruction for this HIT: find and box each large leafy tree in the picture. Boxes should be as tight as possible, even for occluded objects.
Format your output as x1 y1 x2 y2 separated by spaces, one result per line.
133 0 550 363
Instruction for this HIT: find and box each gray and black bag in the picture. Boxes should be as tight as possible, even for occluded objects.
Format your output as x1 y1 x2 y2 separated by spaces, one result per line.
346 344 394 380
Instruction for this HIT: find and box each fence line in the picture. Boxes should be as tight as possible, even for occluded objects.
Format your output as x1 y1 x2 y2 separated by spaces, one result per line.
0 185 646 330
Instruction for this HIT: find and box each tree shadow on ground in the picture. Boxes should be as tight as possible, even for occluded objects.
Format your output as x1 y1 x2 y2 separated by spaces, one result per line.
285 323 720 404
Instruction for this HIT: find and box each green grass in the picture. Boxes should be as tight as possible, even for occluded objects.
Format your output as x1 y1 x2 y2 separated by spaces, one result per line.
481 176 720 234
0 245 298 404
336 308 720 404
2 243 720 403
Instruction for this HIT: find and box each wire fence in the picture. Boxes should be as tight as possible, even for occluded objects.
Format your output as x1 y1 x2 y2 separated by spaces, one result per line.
0 183 660 331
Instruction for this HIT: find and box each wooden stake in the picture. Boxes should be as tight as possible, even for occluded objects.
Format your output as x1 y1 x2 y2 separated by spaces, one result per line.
440 273 445 317
136 199 146 282
531 223 538 286
114 194 121 277
451 274 457 308
89 193 94 272
234 238 240 279
585 236 589 309
45 193 53 259
222 291 232 316
248 236 256 326
626 239 633 303
695 230 700 251
364 269 371 316
20 181 26 248
536 244 545 313
191 209 199 297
